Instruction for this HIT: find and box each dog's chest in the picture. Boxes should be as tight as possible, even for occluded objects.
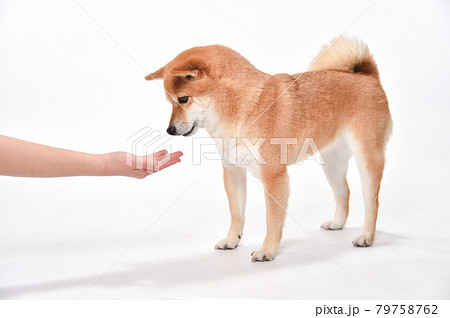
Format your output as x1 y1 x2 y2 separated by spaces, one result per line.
216 137 262 179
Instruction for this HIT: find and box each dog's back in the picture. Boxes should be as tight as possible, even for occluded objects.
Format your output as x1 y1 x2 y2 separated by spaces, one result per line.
250 37 391 153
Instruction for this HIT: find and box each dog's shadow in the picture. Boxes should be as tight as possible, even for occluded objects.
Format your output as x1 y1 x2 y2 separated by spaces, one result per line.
0 230 404 299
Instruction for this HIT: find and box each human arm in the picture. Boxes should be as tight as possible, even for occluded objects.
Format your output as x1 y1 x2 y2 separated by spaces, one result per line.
0 135 182 178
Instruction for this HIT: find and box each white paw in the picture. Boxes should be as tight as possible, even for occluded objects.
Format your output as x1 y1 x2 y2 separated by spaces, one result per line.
321 220 344 230
352 235 373 247
251 248 275 262
215 235 241 250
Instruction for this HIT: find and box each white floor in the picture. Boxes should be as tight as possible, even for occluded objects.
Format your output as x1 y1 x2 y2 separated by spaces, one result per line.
1 152 449 299
1 1 450 299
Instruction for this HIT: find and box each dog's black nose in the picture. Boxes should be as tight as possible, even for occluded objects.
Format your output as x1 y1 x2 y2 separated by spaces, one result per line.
167 126 177 135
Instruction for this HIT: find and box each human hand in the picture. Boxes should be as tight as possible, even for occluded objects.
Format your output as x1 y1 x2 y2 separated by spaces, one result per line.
103 150 183 179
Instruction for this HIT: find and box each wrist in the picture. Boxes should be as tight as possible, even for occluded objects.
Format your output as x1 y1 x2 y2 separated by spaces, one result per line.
95 153 112 176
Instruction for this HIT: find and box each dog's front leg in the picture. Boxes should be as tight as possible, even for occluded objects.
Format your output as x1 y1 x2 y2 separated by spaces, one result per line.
251 167 289 262
215 165 247 250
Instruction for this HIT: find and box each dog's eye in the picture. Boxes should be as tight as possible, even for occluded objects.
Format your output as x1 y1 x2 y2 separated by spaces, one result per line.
178 96 189 104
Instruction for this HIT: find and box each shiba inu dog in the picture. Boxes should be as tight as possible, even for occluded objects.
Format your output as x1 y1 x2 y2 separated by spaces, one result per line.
145 37 392 262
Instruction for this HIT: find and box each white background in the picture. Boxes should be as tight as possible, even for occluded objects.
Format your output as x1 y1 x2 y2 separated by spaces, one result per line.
1 0 449 300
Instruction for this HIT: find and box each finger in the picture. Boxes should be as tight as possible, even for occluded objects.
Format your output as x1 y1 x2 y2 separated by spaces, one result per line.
152 151 182 169
142 151 182 173
139 150 174 171
154 149 168 157
159 152 183 165
155 150 183 161
156 157 182 172
168 151 183 158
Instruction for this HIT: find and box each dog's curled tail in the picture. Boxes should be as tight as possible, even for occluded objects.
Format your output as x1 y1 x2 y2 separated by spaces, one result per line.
308 36 379 78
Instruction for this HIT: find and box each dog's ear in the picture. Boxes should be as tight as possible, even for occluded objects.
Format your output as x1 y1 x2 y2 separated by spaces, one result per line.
144 66 165 81
168 59 209 80
169 69 200 78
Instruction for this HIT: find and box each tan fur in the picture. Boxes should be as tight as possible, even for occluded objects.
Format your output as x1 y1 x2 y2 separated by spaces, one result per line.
309 36 379 78
145 36 392 261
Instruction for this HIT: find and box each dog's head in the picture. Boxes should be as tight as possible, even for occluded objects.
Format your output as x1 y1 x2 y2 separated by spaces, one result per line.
145 49 218 137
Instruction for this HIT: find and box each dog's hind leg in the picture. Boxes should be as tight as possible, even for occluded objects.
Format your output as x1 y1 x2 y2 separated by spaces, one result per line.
320 135 352 230
251 166 289 262
215 165 247 250
350 135 386 247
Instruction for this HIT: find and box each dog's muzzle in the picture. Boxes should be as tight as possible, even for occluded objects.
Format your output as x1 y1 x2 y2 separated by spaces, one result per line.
167 121 199 137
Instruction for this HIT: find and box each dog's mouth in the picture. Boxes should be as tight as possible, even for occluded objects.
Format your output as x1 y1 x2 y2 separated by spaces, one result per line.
182 121 199 137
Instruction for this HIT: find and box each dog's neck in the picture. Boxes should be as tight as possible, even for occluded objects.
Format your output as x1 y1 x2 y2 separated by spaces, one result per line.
203 73 271 139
